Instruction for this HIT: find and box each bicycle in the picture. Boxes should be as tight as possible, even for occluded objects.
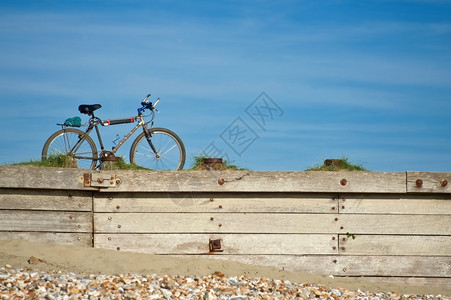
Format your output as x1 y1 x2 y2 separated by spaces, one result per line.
42 94 186 170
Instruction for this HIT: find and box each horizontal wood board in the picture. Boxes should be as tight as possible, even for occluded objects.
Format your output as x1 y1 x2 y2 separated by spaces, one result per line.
0 210 92 232
94 233 338 255
175 255 451 277
407 172 451 193
0 232 92 247
0 188 92 211
94 192 337 213
94 213 451 235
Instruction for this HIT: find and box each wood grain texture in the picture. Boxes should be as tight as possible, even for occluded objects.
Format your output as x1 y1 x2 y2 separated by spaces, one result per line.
0 166 93 190
94 233 338 255
338 193 451 214
0 188 92 211
338 234 451 256
96 170 407 193
176 255 451 277
0 232 92 247
93 192 338 213
94 213 341 234
0 210 92 232
407 172 451 193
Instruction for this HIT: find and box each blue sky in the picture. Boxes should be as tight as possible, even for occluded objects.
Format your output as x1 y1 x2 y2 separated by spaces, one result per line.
0 0 450 171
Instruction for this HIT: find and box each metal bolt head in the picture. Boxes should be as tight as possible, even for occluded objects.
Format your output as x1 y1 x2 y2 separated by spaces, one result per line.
340 179 347 186
218 223 222 227
416 179 423 188
218 178 225 185
441 179 448 187
340 226 344 230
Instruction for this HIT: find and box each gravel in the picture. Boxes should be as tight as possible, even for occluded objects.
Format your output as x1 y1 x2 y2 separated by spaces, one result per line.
0 267 448 300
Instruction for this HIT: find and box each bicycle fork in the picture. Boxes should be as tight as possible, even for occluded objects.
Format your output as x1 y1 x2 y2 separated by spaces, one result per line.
144 129 160 158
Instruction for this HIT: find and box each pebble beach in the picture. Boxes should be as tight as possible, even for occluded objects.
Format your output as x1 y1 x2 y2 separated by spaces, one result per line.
0 240 449 299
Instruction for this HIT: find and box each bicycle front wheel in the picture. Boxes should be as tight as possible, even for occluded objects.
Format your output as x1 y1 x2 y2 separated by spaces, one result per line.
42 128 98 169
130 127 186 170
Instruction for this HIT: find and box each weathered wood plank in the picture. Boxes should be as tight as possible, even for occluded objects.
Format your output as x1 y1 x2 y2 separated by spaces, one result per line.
337 214 451 235
0 232 92 247
339 193 451 215
94 213 451 235
94 233 338 255
98 170 406 193
0 165 94 190
179 255 451 277
94 213 339 234
94 192 338 213
407 172 451 193
0 210 92 232
0 188 92 211
339 235 451 256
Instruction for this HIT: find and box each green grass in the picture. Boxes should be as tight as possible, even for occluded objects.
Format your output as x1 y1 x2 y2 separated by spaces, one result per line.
305 156 369 171
15 154 150 170
189 154 246 170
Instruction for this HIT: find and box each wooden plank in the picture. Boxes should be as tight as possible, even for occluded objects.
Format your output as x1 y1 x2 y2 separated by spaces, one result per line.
94 192 338 213
0 165 94 190
338 234 451 256
94 233 338 255
94 213 339 234
96 170 406 193
177 255 451 277
0 232 92 247
339 193 451 215
0 188 92 211
0 210 92 232
407 172 451 193
337 214 451 235
94 213 451 235
333 256 451 277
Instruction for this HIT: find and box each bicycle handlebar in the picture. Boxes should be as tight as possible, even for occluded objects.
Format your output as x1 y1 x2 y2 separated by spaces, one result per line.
138 93 160 115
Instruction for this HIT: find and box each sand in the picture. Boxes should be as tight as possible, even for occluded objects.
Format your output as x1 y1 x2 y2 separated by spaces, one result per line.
0 239 450 297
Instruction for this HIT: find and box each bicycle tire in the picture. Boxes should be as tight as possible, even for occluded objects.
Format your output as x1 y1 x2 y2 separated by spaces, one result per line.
130 127 186 170
42 128 98 169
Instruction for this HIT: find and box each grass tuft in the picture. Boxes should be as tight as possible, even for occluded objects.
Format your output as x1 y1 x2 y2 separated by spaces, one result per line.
189 154 246 170
305 156 368 171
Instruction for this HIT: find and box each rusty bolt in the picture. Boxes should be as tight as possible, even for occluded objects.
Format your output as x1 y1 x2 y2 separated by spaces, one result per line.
109 197 113 200
332 197 337 201
210 198 214 202
210 217 214 221
331 207 336 210
218 178 225 185
340 179 347 186
218 223 222 227
108 237 112 241
341 247 346 251
332 237 336 240
117 225 122 229
78 203 83 208
97 178 104 184
219 205 223 209
332 246 337 250
342 198 346 202
116 205 120 209
333 260 337 264
116 179 121 185
416 179 423 188
108 216 112 221
335 218 339 221
78 225 81 228
117 247 120 251
69 216 73 220
340 226 344 230
110 176 115 180
342 237 346 241
342 206 345 209
441 179 448 187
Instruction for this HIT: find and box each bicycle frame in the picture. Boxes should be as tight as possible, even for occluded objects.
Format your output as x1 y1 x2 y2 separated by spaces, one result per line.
68 113 152 162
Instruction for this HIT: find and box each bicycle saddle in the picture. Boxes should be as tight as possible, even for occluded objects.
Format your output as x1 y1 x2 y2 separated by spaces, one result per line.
78 104 102 114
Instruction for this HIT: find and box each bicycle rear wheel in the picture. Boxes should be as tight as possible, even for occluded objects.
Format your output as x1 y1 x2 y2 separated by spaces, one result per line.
42 128 98 169
130 127 185 170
